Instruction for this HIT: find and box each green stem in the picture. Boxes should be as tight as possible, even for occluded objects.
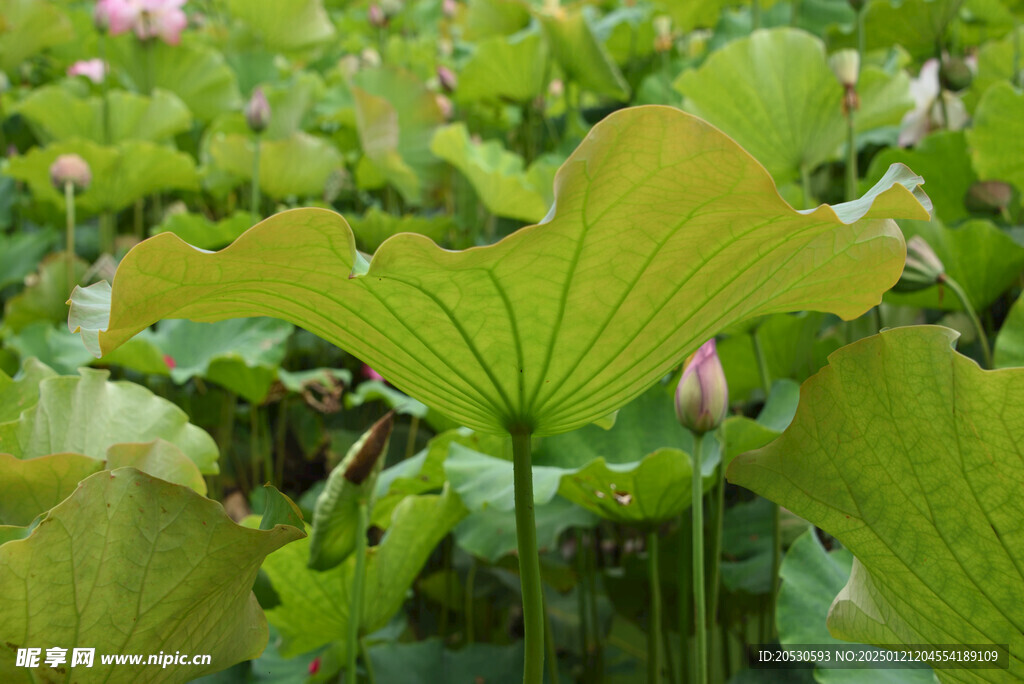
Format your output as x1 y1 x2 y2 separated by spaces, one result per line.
677 512 693 684
64 181 76 293
942 275 993 369
251 134 262 217
404 415 420 460
750 328 772 396
465 558 477 644
751 0 761 29
439 537 451 638
98 35 111 145
844 109 857 202
934 43 950 130
575 529 591 679
769 501 781 639
691 433 708 684
706 458 726 637
586 531 603 682
662 615 680 684
647 531 664 683
273 397 289 488
359 637 376 684
800 163 813 210
512 429 544 684
347 500 369 683
100 212 114 255
544 597 559 684
134 197 144 240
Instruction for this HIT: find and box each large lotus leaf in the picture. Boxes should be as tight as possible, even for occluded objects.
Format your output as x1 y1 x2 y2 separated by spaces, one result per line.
151 210 258 251
462 0 531 40
454 496 596 563
68 107 929 436
0 0 73 73
0 358 56 423
716 312 841 403
4 323 96 375
966 82 1024 193
5 138 199 215
105 439 207 495
0 452 102 526
861 0 963 59
537 6 630 100
262 487 467 658
0 367 219 472
970 26 1024 106
108 36 241 121
776 530 935 683
457 30 549 103
861 131 975 223
652 0 729 31
430 123 556 223
3 254 89 334
351 67 445 205
347 207 453 253
994 291 1024 368
675 28 912 182
885 218 1024 311
226 0 335 52
0 468 303 683
368 640 524 684
101 318 292 404
208 132 342 200
12 86 192 145
0 230 53 290
728 326 1024 681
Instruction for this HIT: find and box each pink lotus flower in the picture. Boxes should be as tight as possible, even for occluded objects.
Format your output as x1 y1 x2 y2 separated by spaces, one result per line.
898 58 969 147
94 0 187 45
67 59 107 84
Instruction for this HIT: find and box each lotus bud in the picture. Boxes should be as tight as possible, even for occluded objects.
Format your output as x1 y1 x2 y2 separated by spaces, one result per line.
49 154 91 192
343 412 394 484
829 49 859 88
965 180 1013 215
245 87 271 133
437 65 457 94
548 78 564 97
894 235 945 292
361 47 382 68
939 56 973 91
847 0 866 10
442 0 457 18
653 16 673 53
435 93 453 120
674 339 728 435
368 4 387 27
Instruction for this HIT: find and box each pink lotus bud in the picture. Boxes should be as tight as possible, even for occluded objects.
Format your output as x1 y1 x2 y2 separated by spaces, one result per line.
245 87 271 133
134 0 188 45
437 65 457 94
49 154 92 192
442 0 457 17
67 59 107 84
674 339 728 435
368 4 387 27
95 0 139 36
435 93 453 120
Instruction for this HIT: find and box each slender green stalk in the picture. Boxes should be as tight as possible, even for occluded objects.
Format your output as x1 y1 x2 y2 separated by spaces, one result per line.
769 501 781 639
347 500 369 683
586 531 603 682
844 109 857 202
942 275 993 368
800 163 813 210
544 597 560 684
856 5 865 60
662 617 679 684
100 212 115 255
934 43 951 130
706 460 726 637
359 637 376 684
751 0 761 29
98 35 110 145
750 328 772 396
465 558 477 644
512 429 545 684
64 181 76 292
575 529 591 679
677 512 693 684
440 537 452 638
404 415 420 460
647 531 664 683
273 397 289 488
691 433 708 684
251 134 262 216
134 197 144 240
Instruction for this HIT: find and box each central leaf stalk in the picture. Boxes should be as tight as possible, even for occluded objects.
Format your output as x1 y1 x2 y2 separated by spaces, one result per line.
511 428 544 683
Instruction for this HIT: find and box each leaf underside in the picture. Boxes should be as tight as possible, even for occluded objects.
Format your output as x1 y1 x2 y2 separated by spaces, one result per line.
70 106 929 436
